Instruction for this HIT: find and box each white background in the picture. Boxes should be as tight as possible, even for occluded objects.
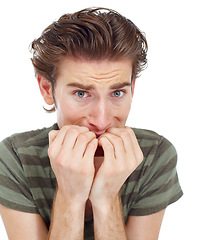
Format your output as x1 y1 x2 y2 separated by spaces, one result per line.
0 0 219 239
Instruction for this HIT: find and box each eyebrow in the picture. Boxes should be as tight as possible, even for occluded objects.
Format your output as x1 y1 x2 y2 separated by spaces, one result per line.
110 82 132 89
66 82 131 90
66 82 94 90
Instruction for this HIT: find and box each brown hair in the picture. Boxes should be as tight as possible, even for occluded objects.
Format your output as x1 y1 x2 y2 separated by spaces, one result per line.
31 7 148 111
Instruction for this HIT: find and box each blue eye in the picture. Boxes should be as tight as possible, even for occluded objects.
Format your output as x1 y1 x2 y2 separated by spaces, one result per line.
75 91 88 98
112 90 124 98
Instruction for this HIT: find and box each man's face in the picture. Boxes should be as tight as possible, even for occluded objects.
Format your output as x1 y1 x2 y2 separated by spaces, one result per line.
52 57 135 136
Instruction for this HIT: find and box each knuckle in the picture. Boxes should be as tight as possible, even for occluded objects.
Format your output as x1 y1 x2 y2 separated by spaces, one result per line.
56 152 66 166
49 130 56 138
125 126 132 132
121 130 130 139
127 160 138 173
69 127 80 135
47 148 52 158
48 145 56 158
56 156 65 168
125 126 134 136
77 134 88 142
137 150 144 163
56 151 72 169
90 131 96 138
105 140 114 151
87 139 97 149
77 131 96 144
115 136 123 145
62 125 71 132
80 126 89 132
86 131 96 139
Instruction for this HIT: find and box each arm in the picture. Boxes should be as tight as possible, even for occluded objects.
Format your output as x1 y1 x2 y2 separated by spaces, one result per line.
0 196 86 240
89 127 144 240
0 125 97 240
47 125 98 240
0 203 165 240
90 126 165 239
92 199 165 240
92 194 127 240
0 204 48 240
47 191 86 239
126 209 166 240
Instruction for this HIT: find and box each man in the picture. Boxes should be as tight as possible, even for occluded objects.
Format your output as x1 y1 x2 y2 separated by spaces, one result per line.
0 7 183 240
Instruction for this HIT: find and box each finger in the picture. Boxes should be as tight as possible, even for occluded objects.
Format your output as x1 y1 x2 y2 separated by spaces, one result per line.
48 126 72 158
49 130 59 145
124 126 140 149
100 133 126 160
107 127 139 157
72 131 96 159
83 138 98 162
50 125 72 147
124 127 143 162
99 136 115 161
48 125 89 158
60 125 89 150
107 127 143 165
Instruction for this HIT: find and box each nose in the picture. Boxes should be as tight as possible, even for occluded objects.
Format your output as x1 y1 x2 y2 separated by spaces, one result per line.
88 99 112 133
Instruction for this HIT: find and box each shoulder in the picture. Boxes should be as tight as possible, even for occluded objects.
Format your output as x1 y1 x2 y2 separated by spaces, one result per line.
0 124 58 214
0 123 58 163
132 127 162 147
3 123 58 148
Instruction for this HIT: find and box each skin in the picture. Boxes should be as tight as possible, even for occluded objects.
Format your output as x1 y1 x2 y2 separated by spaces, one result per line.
50 57 134 131
0 57 165 240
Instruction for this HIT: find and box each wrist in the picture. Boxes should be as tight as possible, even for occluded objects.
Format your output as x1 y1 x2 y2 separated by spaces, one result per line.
49 189 86 240
91 194 121 215
55 189 87 211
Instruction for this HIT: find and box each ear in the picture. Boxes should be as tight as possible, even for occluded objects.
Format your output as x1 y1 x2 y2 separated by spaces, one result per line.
37 75 54 105
131 79 136 97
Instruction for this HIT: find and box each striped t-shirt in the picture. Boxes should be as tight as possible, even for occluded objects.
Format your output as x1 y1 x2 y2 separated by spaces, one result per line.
0 124 183 239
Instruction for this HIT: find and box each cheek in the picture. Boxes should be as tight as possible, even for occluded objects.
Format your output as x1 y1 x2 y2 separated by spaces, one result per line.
121 104 131 120
113 99 132 123
56 96 88 127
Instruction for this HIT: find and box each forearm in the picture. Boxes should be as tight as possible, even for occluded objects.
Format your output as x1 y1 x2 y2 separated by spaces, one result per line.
47 190 85 240
92 194 127 240
47 126 98 240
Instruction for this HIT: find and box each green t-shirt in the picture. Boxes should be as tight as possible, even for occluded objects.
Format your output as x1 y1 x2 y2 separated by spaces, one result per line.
0 124 183 239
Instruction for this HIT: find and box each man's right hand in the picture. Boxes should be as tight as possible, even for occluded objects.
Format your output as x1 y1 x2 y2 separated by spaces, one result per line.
48 125 98 203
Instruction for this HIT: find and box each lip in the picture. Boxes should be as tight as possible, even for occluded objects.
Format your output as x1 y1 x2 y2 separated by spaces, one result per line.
94 131 106 138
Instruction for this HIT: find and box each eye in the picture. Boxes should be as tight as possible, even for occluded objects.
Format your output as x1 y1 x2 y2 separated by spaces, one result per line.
112 90 125 98
75 91 88 98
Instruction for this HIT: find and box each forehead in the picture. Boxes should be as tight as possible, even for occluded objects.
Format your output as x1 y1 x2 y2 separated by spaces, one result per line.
56 57 133 86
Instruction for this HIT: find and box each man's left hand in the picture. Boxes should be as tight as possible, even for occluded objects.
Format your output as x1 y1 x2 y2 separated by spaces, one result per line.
89 127 143 206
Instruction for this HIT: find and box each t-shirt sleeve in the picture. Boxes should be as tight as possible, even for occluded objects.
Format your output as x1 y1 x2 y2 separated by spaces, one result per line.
129 136 183 216
0 138 38 213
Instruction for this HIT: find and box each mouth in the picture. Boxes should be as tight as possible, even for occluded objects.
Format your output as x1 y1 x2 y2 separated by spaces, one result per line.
94 131 106 139
95 146 104 157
